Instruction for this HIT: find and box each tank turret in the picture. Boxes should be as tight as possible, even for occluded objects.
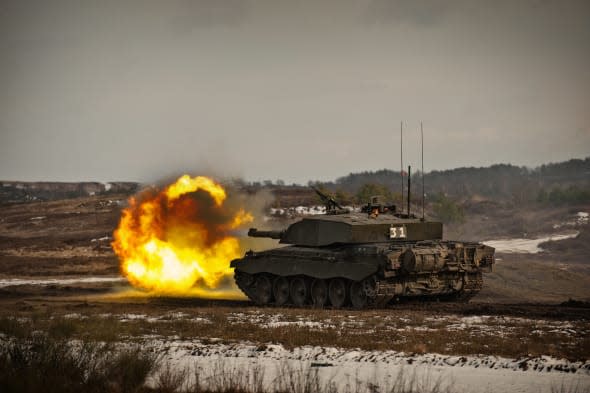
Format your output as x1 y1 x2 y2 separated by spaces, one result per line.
248 214 443 246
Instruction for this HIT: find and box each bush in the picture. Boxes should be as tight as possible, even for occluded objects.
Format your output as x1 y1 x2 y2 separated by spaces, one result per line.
0 335 157 393
537 186 590 205
355 183 394 205
432 194 464 224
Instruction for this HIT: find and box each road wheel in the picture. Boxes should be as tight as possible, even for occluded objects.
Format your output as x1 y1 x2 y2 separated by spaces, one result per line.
273 276 290 306
350 280 368 309
328 278 348 308
253 275 273 305
290 276 309 306
311 279 328 308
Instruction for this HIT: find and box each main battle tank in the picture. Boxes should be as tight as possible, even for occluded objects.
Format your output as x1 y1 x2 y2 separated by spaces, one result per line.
230 188 494 308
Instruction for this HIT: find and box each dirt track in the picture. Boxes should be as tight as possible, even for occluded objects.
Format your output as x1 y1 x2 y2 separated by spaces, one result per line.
1 277 588 362
1 194 589 310
0 277 588 322
2 195 589 291
0 194 589 362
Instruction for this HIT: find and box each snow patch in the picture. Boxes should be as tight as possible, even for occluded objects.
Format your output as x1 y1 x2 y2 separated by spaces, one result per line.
553 212 588 229
0 276 126 288
91 236 111 242
266 321 331 329
484 232 579 253
269 205 357 217
144 339 590 393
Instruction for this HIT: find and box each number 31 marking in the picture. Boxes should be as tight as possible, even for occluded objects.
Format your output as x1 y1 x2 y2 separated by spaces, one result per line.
390 226 407 239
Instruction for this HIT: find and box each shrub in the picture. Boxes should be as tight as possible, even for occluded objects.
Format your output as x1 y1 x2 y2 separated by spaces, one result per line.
432 194 464 224
537 186 590 205
0 335 157 393
355 183 394 205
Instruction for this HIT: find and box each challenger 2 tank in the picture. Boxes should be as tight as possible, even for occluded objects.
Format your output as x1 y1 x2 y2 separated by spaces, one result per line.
230 189 495 308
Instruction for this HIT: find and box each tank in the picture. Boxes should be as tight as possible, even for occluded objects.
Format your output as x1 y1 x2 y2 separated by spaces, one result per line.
230 188 495 308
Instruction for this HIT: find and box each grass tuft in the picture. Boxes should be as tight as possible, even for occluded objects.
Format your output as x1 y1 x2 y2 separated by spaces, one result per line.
0 334 157 393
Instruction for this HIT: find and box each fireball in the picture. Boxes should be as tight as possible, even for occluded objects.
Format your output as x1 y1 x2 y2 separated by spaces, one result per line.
112 175 252 297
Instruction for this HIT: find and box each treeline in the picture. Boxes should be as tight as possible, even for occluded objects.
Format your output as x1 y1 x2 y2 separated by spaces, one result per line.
536 185 590 205
311 158 590 206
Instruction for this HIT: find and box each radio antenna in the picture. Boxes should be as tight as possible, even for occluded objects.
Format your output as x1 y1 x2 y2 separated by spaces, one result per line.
407 165 411 217
400 121 404 213
421 122 425 221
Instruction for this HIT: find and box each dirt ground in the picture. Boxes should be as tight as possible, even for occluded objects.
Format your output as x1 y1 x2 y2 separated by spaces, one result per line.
0 195 122 275
1 195 588 301
0 195 589 361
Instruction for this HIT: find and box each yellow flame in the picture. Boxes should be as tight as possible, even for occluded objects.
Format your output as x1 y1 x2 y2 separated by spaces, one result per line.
112 175 252 296
166 175 226 205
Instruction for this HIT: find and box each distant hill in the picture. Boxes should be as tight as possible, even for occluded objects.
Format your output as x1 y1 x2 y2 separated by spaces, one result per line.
2 157 588 207
0 181 139 204
312 157 590 206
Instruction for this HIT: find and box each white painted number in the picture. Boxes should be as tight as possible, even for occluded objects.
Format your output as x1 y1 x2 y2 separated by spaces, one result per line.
390 226 407 239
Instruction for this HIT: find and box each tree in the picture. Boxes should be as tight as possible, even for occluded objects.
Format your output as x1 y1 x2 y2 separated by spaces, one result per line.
536 188 548 203
432 193 464 224
355 183 393 204
334 189 353 205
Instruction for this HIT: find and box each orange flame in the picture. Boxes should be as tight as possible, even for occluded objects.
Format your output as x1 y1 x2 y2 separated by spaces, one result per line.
112 175 252 297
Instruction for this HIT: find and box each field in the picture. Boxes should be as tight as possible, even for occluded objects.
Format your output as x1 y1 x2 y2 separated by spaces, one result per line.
0 194 589 392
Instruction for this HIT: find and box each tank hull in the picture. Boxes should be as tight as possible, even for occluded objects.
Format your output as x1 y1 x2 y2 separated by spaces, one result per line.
231 240 494 308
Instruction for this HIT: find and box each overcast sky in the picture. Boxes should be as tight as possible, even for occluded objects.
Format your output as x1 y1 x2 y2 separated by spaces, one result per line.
1 0 589 184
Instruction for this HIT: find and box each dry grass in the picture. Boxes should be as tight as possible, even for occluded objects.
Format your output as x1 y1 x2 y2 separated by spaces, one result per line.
0 303 587 361
0 335 156 393
150 360 454 393
0 322 587 393
0 324 454 393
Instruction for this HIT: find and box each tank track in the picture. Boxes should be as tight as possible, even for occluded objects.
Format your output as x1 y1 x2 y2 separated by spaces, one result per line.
234 271 256 301
234 271 482 309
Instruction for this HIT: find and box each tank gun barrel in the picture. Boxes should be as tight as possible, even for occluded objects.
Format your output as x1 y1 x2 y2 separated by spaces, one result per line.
248 228 285 239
